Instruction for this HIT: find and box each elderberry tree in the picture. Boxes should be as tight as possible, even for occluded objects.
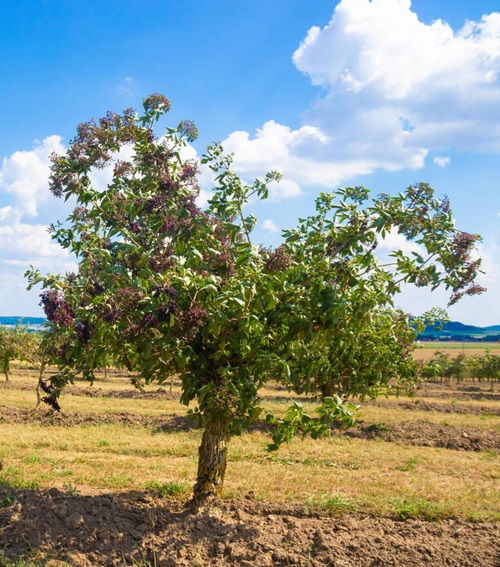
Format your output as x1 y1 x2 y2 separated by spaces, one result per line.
27 94 484 501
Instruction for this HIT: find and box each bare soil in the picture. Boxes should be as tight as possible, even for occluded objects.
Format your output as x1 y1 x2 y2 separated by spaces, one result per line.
369 399 500 416
0 405 196 432
0 488 498 567
414 382 499 401
1 381 177 400
1 406 497 452
343 419 500 452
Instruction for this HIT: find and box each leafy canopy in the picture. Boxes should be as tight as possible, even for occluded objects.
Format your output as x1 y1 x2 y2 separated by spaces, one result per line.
27 93 484 442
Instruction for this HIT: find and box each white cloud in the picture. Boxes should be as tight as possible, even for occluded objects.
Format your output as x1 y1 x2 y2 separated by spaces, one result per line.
433 156 451 167
0 221 69 260
0 135 65 216
221 0 500 198
378 227 422 256
222 121 376 200
394 232 500 326
88 144 135 190
261 219 279 233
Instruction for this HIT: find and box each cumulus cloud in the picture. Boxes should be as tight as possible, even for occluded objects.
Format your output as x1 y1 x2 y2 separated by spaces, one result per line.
433 156 451 167
261 219 279 233
222 0 499 197
378 227 422 256
0 219 69 260
394 232 500 326
0 135 65 216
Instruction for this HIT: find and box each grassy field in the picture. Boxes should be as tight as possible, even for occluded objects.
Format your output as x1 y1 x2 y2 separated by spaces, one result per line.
414 341 499 361
1 362 499 523
417 342 499 349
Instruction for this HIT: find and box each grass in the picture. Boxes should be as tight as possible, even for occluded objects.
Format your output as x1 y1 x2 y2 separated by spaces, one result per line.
145 480 187 497
0 369 499 521
416 342 499 350
0 421 498 519
358 404 499 431
396 456 420 472
304 492 356 514
391 496 448 520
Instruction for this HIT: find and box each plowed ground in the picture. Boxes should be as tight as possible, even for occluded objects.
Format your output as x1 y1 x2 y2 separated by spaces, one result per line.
0 363 498 566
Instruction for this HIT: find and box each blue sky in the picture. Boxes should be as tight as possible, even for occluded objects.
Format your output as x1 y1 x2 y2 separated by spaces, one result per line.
0 0 499 325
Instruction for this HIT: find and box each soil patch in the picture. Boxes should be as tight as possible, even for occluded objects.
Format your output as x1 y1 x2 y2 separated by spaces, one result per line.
0 405 196 432
1 381 178 400
414 382 499 401
344 419 500 452
0 488 498 567
369 399 500 416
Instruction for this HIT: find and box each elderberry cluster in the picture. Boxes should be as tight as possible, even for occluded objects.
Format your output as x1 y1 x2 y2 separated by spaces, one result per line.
265 247 292 273
40 290 74 327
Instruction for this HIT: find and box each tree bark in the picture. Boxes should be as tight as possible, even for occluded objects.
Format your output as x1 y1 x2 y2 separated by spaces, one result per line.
192 414 229 502
319 382 335 400
35 362 46 407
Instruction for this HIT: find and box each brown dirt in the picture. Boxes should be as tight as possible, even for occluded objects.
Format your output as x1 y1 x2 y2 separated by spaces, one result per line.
0 488 498 567
414 383 499 401
1 381 178 400
1 406 497 452
343 419 500 452
0 405 196 432
369 398 500 416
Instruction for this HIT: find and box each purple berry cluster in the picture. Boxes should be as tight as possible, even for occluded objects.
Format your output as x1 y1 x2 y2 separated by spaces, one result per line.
40 290 74 327
265 247 292 273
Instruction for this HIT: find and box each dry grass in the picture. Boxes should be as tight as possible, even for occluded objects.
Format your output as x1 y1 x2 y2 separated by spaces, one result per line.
413 343 499 361
0 421 498 520
1 367 499 521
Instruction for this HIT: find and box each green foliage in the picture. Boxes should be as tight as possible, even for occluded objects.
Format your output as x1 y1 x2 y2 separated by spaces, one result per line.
397 456 419 472
145 481 186 497
391 496 446 521
366 423 390 434
0 467 39 491
417 351 499 384
305 492 356 514
25 93 484 499
0 494 16 508
0 325 24 380
266 397 359 451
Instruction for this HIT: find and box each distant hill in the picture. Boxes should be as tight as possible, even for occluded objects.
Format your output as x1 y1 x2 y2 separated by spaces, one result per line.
0 316 46 330
419 321 500 341
1 316 498 341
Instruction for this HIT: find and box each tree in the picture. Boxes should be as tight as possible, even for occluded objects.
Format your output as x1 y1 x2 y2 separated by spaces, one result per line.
469 351 499 389
0 325 24 382
282 308 417 401
27 94 484 502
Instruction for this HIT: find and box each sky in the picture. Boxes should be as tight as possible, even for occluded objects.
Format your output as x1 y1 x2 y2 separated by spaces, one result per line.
0 0 499 325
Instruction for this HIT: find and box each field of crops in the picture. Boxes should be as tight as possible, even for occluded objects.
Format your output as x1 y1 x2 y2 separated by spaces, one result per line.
0 344 498 566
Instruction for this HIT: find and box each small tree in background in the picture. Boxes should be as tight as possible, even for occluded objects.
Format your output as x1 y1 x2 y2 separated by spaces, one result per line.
0 325 24 382
27 94 484 502
469 351 500 389
282 308 417 401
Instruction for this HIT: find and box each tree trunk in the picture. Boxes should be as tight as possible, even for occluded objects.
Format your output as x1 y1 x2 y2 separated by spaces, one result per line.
3 370 8 383
192 414 229 502
35 362 46 407
319 382 335 400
